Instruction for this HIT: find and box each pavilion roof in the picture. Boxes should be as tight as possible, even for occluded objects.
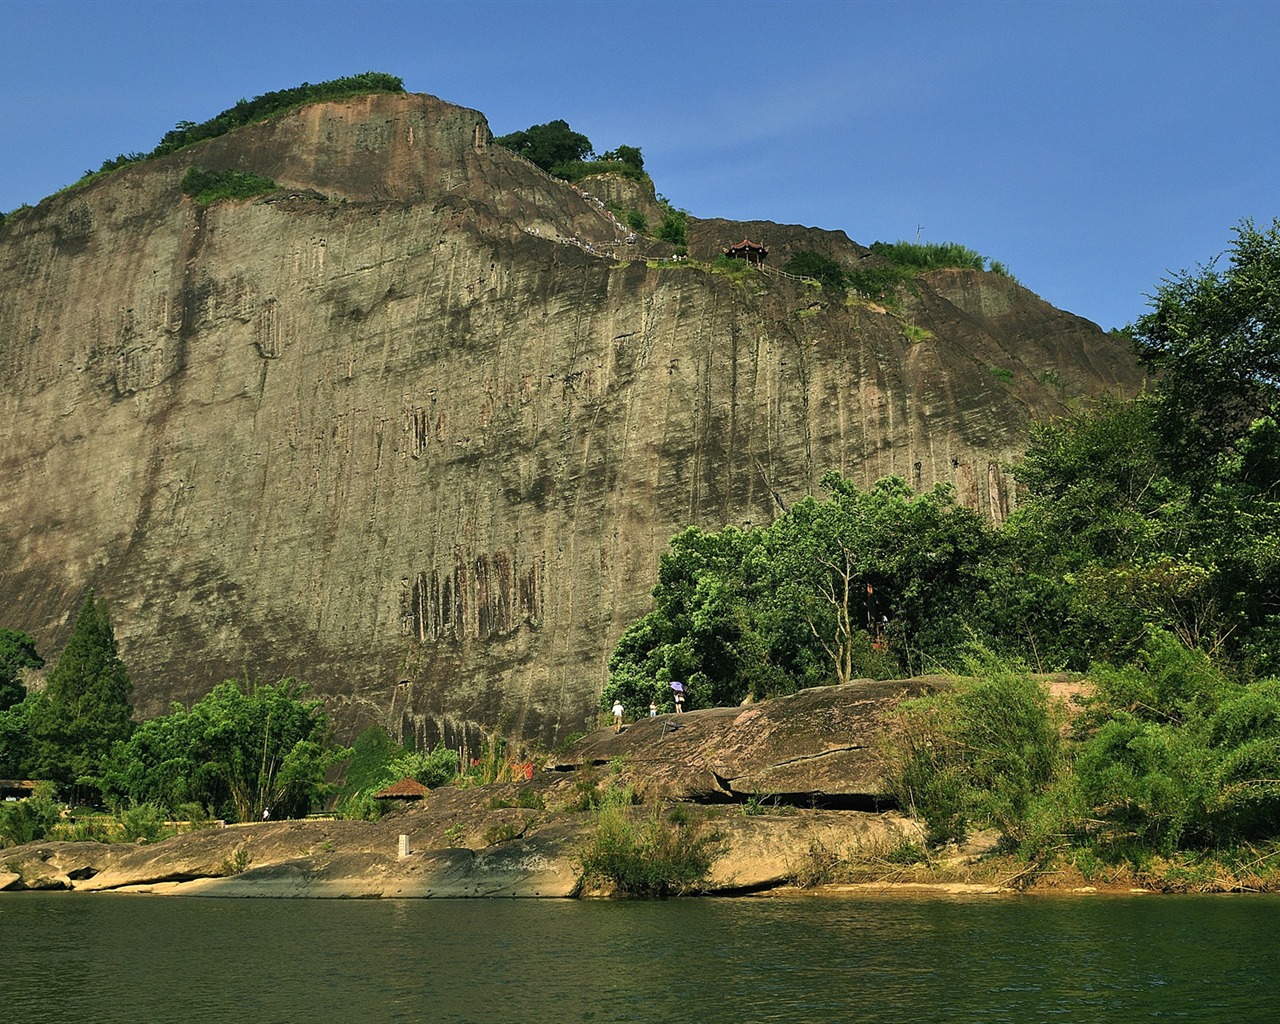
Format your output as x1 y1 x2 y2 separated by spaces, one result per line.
372 777 429 800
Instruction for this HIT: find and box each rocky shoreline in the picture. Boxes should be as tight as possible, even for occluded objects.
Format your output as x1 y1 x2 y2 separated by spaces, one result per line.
6 676 1178 899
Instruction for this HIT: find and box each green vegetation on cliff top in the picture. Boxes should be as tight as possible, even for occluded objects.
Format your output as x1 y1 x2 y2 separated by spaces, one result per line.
50 72 404 198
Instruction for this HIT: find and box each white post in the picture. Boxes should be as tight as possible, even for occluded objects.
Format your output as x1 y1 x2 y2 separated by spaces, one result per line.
398 834 410 858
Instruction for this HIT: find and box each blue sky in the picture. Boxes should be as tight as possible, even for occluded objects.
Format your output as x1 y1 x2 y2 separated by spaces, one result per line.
3 0 1277 330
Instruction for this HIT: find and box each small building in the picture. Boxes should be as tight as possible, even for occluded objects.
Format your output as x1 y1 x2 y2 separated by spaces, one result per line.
0 779 37 801
723 238 768 265
372 777 429 805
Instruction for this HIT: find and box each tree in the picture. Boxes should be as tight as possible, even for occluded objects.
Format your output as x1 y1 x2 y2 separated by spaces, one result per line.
186 679 347 821
26 591 132 795
1131 217 1280 485
382 746 459 789
0 629 42 711
600 145 643 171
99 678 348 820
494 119 593 173
604 475 994 711
0 702 31 779
657 208 687 246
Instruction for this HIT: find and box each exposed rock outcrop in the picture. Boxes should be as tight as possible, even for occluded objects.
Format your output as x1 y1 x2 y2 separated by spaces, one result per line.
1 678 926 898
0 91 1142 745
562 677 946 805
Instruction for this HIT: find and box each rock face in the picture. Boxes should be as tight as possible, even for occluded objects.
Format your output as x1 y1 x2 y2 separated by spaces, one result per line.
0 91 1142 745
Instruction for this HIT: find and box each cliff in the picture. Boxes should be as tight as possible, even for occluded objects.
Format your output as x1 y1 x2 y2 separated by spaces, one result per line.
0 91 1142 745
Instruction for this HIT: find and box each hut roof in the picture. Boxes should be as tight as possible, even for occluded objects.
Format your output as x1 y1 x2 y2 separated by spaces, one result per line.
372 777 429 800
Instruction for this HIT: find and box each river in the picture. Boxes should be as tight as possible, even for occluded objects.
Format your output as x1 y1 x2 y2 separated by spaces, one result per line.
2 892 1277 1023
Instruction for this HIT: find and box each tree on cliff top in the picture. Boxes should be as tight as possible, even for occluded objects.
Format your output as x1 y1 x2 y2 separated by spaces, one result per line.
495 119 594 172
26 591 133 794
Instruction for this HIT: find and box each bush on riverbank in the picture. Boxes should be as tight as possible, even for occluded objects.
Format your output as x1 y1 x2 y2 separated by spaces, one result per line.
875 634 1280 883
577 783 720 897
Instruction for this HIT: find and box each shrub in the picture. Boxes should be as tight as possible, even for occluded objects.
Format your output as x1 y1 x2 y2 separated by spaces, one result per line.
118 802 168 843
553 159 647 183
789 836 843 887
151 73 404 159
516 786 545 810
180 167 278 205
783 251 845 292
485 823 521 845
626 210 648 234
0 787 59 847
1071 716 1216 856
845 264 911 304
59 74 404 194
881 659 1063 845
578 801 719 896
338 789 384 821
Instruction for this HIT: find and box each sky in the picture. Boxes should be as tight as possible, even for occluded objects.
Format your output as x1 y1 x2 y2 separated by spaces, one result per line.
2 0 1278 331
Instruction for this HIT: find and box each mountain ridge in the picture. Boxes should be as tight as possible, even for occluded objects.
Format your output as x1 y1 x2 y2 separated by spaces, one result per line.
0 90 1143 746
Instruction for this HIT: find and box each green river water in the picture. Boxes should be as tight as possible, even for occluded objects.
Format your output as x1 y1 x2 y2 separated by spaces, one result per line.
1 892 1277 1023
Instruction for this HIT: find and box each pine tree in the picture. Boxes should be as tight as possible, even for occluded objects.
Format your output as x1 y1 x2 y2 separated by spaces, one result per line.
28 591 133 794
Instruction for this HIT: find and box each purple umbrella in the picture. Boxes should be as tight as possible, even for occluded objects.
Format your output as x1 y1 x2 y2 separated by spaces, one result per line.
670 681 685 692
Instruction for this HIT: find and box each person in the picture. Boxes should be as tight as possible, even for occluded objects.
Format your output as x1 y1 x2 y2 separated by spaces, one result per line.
649 701 658 718
674 689 685 714
612 700 625 733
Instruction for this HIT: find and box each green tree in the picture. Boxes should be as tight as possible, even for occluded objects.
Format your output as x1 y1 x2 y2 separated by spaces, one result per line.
99 678 348 820
605 474 994 712
495 119 593 173
382 745 459 789
97 708 204 814
0 701 31 778
0 629 42 711
187 679 347 821
599 145 644 171
1132 217 1280 486
26 592 132 795
657 208 687 246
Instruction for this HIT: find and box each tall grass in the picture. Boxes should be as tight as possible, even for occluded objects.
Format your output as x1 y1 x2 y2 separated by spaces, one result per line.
870 240 986 271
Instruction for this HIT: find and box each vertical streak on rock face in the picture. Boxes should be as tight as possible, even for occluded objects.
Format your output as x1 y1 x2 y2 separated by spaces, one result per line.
0 92 1144 746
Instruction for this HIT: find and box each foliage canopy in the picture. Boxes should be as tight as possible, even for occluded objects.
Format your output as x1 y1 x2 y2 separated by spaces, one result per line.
98 678 348 821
